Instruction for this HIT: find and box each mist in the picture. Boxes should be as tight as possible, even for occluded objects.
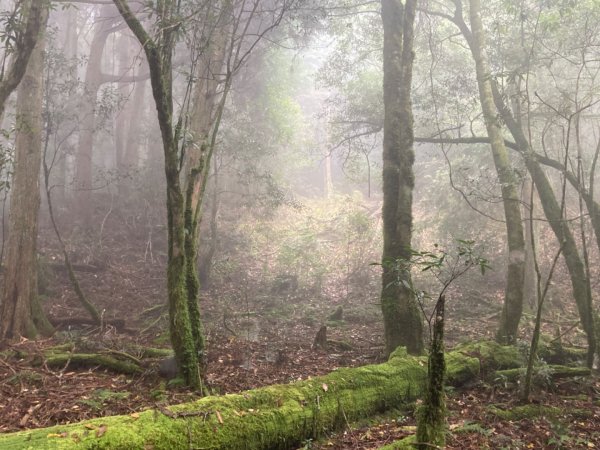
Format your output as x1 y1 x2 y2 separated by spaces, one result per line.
0 1 598 448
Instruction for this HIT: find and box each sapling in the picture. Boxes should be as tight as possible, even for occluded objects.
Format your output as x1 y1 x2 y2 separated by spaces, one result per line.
387 241 489 449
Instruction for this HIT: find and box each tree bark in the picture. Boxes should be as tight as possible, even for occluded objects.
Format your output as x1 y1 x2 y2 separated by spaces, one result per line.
380 0 423 356
115 33 146 191
467 0 525 345
416 296 447 449
112 0 202 389
491 82 597 368
0 6 52 340
74 5 120 217
0 0 47 119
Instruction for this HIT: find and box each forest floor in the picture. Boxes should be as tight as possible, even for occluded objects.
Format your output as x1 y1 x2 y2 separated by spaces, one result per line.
0 215 599 449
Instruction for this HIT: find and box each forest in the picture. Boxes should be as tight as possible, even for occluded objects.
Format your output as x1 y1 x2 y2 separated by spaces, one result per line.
0 0 598 448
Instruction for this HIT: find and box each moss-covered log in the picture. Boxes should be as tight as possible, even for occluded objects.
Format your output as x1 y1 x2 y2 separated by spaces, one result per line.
0 342 585 450
36 353 142 375
487 404 593 421
0 346 477 450
494 365 590 383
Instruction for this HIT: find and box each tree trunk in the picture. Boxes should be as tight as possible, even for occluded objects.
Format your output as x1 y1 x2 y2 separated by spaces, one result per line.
180 4 232 368
416 296 447 449
74 5 118 218
198 159 220 287
380 0 423 356
491 83 597 368
0 341 579 449
0 7 52 340
467 0 525 345
0 341 525 450
0 0 47 119
116 35 146 193
112 0 202 389
53 5 79 202
522 176 537 310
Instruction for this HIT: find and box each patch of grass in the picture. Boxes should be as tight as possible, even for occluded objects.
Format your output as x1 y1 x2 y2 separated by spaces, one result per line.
454 420 493 436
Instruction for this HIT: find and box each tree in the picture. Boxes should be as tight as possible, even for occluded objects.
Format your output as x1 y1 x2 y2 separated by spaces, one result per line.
466 0 525 345
380 0 423 355
111 0 204 389
112 0 295 388
436 0 526 345
74 5 124 217
492 83 597 368
0 0 47 120
0 3 52 340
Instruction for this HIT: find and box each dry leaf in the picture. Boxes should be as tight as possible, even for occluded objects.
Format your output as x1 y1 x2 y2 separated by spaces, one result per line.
215 410 224 424
19 414 31 427
84 424 96 430
130 413 140 419
322 383 328 392
96 425 107 438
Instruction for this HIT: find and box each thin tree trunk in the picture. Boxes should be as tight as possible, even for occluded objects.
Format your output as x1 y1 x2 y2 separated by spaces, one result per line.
467 0 525 345
380 0 423 356
112 0 202 389
116 35 146 192
416 295 447 449
522 176 537 310
491 83 597 367
0 7 53 340
74 5 118 218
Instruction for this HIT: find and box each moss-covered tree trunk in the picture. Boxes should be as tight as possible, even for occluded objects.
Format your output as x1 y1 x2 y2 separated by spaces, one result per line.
112 0 202 389
490 83 597 368
416 296 447 449
0 343 499 450
0 6 53 340
465 0 525 345
181 13 231 363
380 0 423 356
0 340 584 449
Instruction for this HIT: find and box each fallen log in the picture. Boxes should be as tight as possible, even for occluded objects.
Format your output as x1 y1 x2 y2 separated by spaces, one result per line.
38 353 142 375
0 341 583 450
493 365 590 383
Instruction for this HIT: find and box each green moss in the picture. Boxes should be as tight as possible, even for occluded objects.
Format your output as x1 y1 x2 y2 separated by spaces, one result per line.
378 434 416 449
454 421 492 436
39 353 141 375
487 404 562 421
445 350 479 385
454 341 522 370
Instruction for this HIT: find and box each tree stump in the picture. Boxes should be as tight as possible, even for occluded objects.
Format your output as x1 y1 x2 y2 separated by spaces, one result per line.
313 325 327 350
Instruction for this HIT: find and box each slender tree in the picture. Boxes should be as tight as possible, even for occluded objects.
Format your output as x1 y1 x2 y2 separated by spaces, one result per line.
113 0 295 387
491 83 597 367
380 0 423 355
453 0 526 345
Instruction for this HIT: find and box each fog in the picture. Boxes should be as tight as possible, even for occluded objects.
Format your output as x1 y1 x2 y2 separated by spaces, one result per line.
0 1 599 448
